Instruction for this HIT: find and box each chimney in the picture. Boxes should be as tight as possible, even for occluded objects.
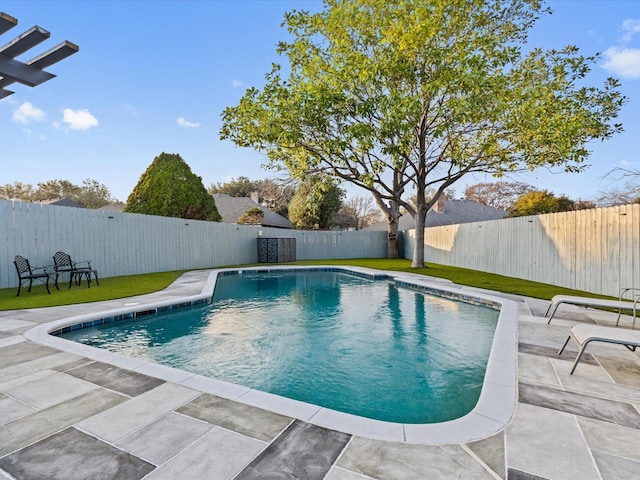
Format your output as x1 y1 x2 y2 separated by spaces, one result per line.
250 191 260 204
432 194 445 213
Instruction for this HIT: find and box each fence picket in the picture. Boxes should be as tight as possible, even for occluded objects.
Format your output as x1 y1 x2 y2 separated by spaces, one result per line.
403 205 640 297
1 200 387 289
4 198 639 297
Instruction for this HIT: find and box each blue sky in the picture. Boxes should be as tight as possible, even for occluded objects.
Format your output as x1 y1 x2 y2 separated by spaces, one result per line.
1 1 639 204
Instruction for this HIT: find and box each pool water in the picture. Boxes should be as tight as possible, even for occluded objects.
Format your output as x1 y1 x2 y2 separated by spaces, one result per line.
62 270 499 423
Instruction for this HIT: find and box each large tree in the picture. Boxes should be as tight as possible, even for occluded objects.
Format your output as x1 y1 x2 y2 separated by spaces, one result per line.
208 176 256 198
509 190 574 216
220 0 625 266
596 181 640 207
209 176 296 218
254 178 297 218
335 195 382 230
464 181 535 211
125 153 221 221
74 179 116 208
288 176 344 229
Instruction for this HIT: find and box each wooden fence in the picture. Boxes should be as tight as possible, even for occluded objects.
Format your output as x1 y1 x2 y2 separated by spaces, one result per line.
0 200 388 290
4 199 638 297
403 203 640 297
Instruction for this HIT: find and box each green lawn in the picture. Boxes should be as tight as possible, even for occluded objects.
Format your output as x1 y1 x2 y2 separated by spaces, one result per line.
0 258 609 311
0 271 188 311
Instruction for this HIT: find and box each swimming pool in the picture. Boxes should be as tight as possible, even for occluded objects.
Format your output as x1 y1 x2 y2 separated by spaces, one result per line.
60 269 499 424
28 266 517 443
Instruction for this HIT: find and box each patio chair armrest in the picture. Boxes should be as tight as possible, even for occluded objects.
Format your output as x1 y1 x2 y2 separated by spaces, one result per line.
619 287 640 300
53 265 73 273
72 260 92 268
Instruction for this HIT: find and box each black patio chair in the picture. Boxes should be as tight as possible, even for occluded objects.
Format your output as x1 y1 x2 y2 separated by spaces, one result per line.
14 255 50 296
52 251 100 289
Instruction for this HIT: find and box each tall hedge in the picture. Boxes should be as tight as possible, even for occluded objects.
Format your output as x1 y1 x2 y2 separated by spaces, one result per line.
125 152 220 221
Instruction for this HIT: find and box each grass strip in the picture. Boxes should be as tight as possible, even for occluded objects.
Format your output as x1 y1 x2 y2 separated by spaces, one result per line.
0 258 615 311
0 271 187 310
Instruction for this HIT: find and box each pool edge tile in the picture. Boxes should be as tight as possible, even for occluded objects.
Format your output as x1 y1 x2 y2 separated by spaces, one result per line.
238 389 322 422
22 266 519 445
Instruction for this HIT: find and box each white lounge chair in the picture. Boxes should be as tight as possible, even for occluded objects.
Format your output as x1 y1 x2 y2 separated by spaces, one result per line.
545 288 640 329
558 324 640 374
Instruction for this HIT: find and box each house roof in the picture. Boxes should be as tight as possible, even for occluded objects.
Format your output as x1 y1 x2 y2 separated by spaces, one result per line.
97 203 126 213
364 199 508 231
37 198 83 208
212 193 292 229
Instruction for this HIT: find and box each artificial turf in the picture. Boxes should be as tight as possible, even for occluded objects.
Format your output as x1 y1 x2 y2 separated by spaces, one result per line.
0 258 611 311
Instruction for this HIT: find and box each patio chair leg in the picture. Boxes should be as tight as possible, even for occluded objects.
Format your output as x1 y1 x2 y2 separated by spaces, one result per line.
569 342 590 375
558 335 571 355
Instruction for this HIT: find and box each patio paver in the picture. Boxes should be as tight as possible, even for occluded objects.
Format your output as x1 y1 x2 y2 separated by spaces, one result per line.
0 269 639 479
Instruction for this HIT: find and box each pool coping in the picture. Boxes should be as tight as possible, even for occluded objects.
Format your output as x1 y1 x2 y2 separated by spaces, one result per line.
24 266 518 445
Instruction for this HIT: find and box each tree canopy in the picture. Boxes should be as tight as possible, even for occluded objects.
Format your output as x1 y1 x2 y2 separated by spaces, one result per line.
208 176 296 218
335 195 382 230
0 179 114 208
125 152 221 221
220 0 625 266
596 181 640 207
509 190 574 216
237 207 265 225
208 176 256 198
464 181 535 211
288 176 344 229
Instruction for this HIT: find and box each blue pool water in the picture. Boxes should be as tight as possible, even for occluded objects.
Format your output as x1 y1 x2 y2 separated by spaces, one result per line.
62 270 499 423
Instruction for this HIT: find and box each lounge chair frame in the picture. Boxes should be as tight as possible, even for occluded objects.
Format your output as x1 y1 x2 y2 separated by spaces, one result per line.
545 288 640 329
558 324 640 374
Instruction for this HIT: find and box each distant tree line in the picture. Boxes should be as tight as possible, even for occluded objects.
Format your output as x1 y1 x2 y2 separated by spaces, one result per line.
0 179 115 209
463 181 601 217
4 167 638 226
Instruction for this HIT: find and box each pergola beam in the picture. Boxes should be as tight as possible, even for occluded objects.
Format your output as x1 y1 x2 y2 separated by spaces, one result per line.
0 12 17 36
0 55 55 87
28 40 79 70
0 12 77 98
0 25 50 58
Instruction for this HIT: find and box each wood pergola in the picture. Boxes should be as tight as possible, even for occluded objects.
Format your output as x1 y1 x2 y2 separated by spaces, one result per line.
0 12 78 99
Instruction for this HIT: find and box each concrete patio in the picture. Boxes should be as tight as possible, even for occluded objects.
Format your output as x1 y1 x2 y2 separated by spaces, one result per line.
1 270 639 479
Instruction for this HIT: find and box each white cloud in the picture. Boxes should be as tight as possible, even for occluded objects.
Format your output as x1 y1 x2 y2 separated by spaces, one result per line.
621 18 640 43
232 80 246 89
602 46 640 79
12 102 46 124
61 108 98 130
177 116 201 128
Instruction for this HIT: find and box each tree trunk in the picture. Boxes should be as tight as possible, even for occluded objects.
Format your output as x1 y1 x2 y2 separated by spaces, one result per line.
385 199 401 258
387 218 399 258
411 208 426 267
